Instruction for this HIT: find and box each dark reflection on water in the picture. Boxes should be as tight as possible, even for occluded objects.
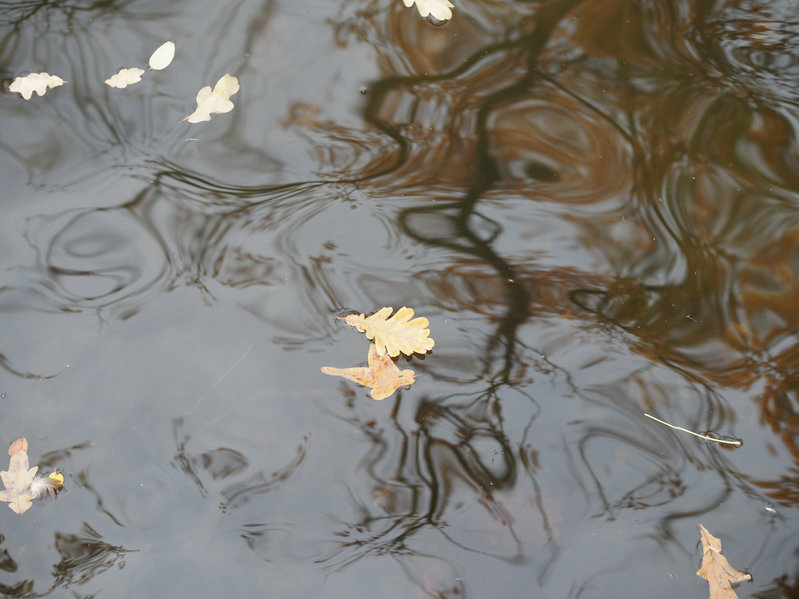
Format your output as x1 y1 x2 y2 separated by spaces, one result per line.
53 523 132 588
2 0 799 597
319 391 523 574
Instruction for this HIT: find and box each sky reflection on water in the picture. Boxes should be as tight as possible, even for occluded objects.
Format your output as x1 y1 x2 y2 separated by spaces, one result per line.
1 0 799 597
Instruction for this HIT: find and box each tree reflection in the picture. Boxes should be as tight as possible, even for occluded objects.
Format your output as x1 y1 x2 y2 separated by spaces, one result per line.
0 524 129 597
52 523 131 589
312 0 799 588
171 418 308 512
320 387 536 573
2 0 799 594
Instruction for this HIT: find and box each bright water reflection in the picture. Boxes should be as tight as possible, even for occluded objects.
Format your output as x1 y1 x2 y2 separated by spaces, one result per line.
1 0 799 597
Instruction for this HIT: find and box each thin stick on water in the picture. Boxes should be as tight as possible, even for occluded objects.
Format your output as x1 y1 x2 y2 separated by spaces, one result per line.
189 341 254 414
644 413 743 447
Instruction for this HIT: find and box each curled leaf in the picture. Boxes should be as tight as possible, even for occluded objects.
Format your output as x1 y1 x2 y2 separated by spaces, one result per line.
322 343 417 400
104 67 145 89
9 72 66 100
342 306 434 357
403 0 454 21
180 73 240 124
696 523 752 599
149 41 175 70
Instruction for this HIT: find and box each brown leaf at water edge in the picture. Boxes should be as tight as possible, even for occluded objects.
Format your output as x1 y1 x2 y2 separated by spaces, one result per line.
321 343 417 400
696 523 752 599
0 438 38 514
341 307 435 357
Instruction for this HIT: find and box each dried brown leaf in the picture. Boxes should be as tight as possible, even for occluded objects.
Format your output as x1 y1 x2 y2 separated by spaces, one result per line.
321 343 417 400
0 438 38 514
341 306 434 357
696 523 752 599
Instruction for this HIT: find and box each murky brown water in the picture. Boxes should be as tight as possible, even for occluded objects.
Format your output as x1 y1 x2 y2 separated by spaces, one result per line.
2 0 799 596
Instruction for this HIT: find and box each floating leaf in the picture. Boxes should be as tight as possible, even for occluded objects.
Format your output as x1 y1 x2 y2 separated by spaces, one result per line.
342 307 434 357
9 72 66 100
403 0 454 21
180 73 240 123
322 343 417 400
696 523 752 599
104 67 145 89
0 438 37 514
149 41 175 70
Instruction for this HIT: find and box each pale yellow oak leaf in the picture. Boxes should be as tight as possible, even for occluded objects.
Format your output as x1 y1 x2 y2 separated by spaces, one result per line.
403 0 453 21
9 73 66 100
149 41 175 70
0 438 37 514
321 343 417 400
104 67 145 89
696 523 752 599
180 74 239 123
342 306 434 357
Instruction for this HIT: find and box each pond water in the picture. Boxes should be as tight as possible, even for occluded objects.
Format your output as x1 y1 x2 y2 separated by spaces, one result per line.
2 0 799 596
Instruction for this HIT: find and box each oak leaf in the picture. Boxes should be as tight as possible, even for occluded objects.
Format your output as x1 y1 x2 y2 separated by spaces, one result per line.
105 67 145 89
696 523 752 599
9 73 66 100
321 343 417 400
0 438 37 514
148 41 175 70
180 73 239 123
403 0 454 21
341 307 434 357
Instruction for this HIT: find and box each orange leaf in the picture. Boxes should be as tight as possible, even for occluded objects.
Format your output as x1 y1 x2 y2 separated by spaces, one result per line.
341 307 434 357
696 523 752 599
321 343 417 400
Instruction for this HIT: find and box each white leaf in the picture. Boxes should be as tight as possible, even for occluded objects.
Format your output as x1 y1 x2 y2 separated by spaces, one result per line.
403 0 454 21
149 41 175 70
104 67 145 89
9 72 67 100
180 74 240 124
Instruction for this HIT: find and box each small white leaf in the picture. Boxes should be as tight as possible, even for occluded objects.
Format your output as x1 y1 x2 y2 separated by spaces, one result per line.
149 41 175 70
9 72 67 100
180 74 240 124
403 0 454 21
104 67 145 89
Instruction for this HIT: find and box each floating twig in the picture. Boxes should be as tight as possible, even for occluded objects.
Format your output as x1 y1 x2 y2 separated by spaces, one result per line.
644 413 742 447
189 341 254 414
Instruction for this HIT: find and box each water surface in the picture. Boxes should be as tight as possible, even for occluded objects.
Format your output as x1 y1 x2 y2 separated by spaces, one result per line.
1 0 798 597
